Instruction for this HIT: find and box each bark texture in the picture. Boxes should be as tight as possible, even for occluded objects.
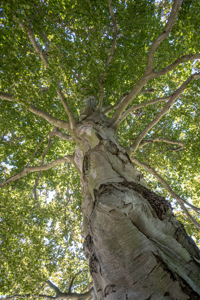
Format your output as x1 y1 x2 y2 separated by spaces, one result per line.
73 110 200 300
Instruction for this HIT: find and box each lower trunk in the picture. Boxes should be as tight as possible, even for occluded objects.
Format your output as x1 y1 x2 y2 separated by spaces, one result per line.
80 138 200 300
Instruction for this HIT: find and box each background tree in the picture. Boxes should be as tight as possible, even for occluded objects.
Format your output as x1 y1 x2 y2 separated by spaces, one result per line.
0 0 200 299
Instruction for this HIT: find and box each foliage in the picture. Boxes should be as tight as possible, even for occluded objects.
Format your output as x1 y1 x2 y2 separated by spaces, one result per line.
0 0 200 298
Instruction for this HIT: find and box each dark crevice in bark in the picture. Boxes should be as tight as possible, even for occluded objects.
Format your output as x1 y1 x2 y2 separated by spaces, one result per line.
95 132 104 141
89 254 99 274
104 285 116 297
83 154 90 175
174 223 200 260
144 296 152 300
164 292 170 297
152 253 200 300
146 264 158 277
120 181 172 220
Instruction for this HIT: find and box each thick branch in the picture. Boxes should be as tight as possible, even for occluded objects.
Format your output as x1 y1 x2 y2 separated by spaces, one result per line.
46 280 62 295
3 277 93 300
81 282 93 293
128 73 200 154
3 289 93 300
104 90 156 115
114 96 171 127
132 157 200 231
146 0 183 73
0 93 70 130
103 93 128 114
97 1 118 110
53 127 73 141
2 294 54 300
110 75 151 123
0 156 74 188
139 137 184 149
3 279 93 300
154 53 200 77
29 105 70 130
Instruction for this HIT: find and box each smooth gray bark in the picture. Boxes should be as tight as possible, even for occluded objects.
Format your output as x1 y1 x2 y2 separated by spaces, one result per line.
73 110 200 300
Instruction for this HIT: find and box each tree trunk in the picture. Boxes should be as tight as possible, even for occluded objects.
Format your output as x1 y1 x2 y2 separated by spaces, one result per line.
74 111 200 300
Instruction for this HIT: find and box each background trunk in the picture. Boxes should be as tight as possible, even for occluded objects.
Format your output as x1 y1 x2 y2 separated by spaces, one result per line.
75 119 200 300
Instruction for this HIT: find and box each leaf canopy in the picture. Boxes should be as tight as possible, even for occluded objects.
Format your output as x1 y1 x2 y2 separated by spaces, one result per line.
0 0 200 298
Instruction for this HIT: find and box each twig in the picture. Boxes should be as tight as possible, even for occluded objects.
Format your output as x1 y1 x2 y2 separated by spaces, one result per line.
53 127 73 142
40 31 81 81
33 129 54 199
26 132 52 167
139 137 184 149
56 88 77 130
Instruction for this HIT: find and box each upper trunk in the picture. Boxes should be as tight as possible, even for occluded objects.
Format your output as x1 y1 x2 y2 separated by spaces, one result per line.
73 109 200 300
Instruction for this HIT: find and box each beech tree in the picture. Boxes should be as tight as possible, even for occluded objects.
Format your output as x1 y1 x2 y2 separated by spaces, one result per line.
1 0 200 299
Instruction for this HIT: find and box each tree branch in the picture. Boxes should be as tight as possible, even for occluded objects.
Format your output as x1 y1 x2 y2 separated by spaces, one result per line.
56 88 77 130
113 96 171 127
46 280 62 295
104 89 156 115
68 271 83 293
81 282 93 293
17 18 49 68
154 53 200 78
2 289 93 300
40 31 81 81
0 93 70 130
110 75 152 123
2 294 54 300
131 157 200 231
0 156 74 188
146 0 183 74
53 127 73 142
33 130 54 199
127 73 200 154
140 89 155 93
110 0 183 123
15 18 77 129
97 1 118 111
25 132 52 167
3 277 93 300
139 137 184 149
103 93 128 114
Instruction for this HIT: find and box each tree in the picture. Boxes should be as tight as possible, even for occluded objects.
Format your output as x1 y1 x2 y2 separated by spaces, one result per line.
0 0 200 298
